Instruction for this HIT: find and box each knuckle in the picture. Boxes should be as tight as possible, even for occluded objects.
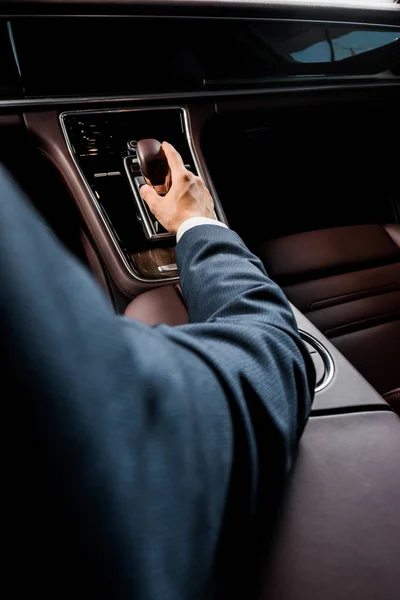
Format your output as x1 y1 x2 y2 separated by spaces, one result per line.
179 171 192 184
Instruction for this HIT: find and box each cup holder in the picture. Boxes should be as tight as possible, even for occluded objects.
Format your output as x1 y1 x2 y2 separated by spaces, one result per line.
299 330 335 392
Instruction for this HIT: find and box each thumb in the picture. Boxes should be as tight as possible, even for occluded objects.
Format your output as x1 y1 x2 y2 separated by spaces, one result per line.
140 184 159 210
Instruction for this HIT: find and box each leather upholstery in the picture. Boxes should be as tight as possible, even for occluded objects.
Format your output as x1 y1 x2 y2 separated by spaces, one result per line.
261 225 400 401
259 411 400 600
81 231 111 301
124 284 188 326
332 324 400 403
383 388 400 415
263 224 400 283
385 223 400 248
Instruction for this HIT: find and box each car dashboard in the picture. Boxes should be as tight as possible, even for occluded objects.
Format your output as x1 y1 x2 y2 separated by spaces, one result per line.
1 1 399 598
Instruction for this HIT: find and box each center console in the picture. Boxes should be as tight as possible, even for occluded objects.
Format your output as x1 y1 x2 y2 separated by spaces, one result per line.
60 107 225 283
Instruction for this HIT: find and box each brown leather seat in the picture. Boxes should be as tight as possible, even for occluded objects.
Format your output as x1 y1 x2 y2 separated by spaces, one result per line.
260 410 400 600
261 224 400 404
124 284 188 326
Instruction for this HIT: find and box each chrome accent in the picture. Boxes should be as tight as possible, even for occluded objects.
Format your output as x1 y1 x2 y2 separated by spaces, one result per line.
107 171 121 176
1 14 397 26
59 106 216 283
158 263 178 273
94 172 107 178
124 161 175 242
299 330 335 393
2 81 399 110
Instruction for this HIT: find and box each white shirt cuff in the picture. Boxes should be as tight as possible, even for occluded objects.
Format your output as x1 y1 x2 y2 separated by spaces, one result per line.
176 217 228 243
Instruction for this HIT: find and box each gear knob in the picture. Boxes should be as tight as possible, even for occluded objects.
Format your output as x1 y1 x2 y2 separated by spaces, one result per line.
136 139 171 196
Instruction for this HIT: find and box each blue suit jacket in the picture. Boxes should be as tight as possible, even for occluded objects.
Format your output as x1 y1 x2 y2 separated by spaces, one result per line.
0 166 313 598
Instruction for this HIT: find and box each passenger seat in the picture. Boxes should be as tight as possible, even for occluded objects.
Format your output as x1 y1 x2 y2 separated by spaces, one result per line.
261 224 400 405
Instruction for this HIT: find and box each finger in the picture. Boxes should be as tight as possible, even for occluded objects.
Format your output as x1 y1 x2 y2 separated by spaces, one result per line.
140 184 160 210
162 142 186 176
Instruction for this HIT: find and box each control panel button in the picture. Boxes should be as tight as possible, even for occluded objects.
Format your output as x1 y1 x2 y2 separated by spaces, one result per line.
127 140 138 153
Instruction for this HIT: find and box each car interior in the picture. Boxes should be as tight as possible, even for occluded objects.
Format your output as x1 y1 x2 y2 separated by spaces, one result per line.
1 0 399 597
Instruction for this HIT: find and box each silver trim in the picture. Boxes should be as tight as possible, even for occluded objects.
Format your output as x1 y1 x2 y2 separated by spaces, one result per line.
2 81 399 110
1 13 398 27
299 330 335 393
158 264 178 273
124 161 175 241
59 106 214 284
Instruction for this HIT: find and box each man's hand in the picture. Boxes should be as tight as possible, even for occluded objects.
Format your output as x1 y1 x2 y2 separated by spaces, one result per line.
140 142 216 234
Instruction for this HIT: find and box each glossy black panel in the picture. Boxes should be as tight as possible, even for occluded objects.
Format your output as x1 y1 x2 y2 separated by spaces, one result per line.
64 109 191 159
62 108 192 255
0 21 23 98
202 95 400 244
203 21 400 85
11 18 204 96
9 18 400 98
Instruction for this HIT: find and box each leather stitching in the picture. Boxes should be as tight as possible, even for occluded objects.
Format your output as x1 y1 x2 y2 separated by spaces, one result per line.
384 391 400 400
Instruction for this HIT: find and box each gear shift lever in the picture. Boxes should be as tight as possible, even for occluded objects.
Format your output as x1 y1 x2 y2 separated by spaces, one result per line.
136 139 171 196
123 139 175 240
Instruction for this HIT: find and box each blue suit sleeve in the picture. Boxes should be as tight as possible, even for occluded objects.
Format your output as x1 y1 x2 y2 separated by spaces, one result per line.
169 225 313 483
0 166 313 599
